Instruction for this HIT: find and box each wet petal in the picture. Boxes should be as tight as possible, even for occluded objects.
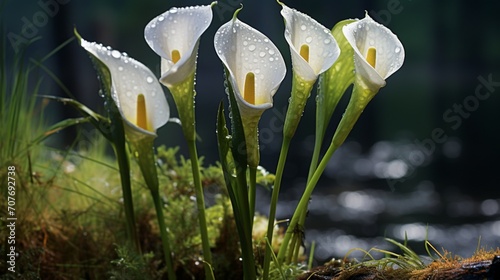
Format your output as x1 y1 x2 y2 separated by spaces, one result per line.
343 13 405 90
280 2 340 82
144 4 214 87
80 38 169 137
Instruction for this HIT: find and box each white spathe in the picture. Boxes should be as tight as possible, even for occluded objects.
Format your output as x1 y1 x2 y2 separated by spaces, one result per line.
80 38 169 139
144 4 214 88
342 13 405 91
280 2 340 82
214 14 286 116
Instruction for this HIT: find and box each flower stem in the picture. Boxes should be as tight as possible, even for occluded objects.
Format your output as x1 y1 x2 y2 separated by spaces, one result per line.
187 140 214 280
113 141 141 253
278 82 374 264
262 136 291 280
249 166 257 228
132 137 176 280
151 190 177 280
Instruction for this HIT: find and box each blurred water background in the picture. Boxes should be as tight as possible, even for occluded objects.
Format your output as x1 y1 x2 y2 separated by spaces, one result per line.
4 0 500 263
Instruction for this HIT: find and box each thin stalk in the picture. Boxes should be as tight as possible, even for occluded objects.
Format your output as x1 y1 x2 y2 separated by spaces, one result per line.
234 158 257 280
307 76 328 183
248 166 257 228
151 190 177 280
186 140 214 280
278 83 374 264
277 141 337 264
308 241 316 270
286 234 297 264
133 137 176 280
112 136 141 253
262 137 291 280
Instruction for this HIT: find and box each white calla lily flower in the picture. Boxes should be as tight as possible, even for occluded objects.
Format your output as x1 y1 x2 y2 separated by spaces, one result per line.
80 38 169 142
342 13 405 91
280 2 340 82
214 10 286 167
214 12 286 115
144 3 215 88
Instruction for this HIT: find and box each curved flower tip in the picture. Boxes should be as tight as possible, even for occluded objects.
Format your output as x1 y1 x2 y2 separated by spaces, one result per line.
214 13 286 117
342 13 405 91
280 2 340 82
144 4 214 88
80 38 169 140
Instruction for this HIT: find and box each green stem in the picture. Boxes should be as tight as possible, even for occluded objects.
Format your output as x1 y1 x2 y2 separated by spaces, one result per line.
234 159 257 280
187 140 214 280
249 166 257 228
278 82 375 264
113 141 141 253
277 141 337 264
307 76 328 184
151 190 177 280
132 137 176 280
262 136 291 280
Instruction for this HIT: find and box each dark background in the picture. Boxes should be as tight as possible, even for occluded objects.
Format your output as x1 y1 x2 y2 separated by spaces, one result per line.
4 0 500 259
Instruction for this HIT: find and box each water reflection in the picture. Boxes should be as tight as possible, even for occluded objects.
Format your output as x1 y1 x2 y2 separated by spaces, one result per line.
262 140 499 263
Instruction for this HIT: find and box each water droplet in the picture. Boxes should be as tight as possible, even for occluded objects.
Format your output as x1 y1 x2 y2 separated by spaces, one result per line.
395 47 401 53
146 76 154 83
158 15 165 21
170 7 178 13
259 52 266 57
248 44 256 51
269 57 274 62
305 37 312 43
111 50 121 58
369 39 375 46
126 91 132 96
324 39 331 44
243 41 248 46
300 25 307 31
268 49 275 55
255 69 260 74
151 91 156 97
118 66 123 71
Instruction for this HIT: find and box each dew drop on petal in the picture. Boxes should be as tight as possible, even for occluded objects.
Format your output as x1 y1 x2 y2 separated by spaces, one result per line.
305 37 312 43
243 41 248 46
300 24 307 31
111 50 121 58
269 57 274 62
268 49 275 55
126 91 132 97
259 51 266 57
146 76 154 84
158 15 164 21
324 39 331 44
248 45 256 51
118 66 123 71
395 47 401 53
170 7 178 13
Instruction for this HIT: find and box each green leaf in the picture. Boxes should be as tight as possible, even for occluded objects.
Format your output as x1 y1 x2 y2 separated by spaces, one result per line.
223 67 248 171
40 95 114 141
216 101 238 209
